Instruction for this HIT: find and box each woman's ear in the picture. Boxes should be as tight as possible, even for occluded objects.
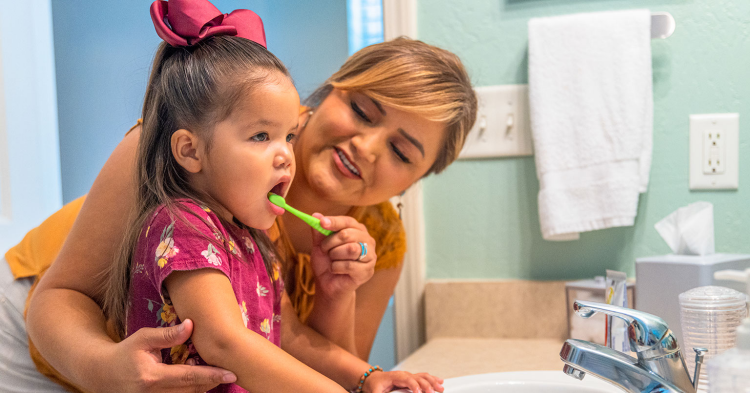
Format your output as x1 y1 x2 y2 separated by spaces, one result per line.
171 129 203 173
299 109 313 131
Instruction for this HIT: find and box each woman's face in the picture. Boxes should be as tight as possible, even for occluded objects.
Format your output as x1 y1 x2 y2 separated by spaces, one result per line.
295 88 446 206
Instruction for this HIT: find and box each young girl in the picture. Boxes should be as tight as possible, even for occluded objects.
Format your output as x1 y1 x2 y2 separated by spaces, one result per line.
102 1 444 392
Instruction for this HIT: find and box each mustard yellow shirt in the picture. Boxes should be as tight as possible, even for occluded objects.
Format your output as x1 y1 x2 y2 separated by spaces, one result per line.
269 201 406 323
4 195 86 279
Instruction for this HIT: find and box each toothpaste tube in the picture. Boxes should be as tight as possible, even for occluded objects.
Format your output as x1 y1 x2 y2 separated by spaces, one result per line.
605 269 629 353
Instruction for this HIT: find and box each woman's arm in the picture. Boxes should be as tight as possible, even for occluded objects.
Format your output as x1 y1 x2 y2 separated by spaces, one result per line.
165 269 346 392
303 213 404 361
305 265 402 362
281 291 365 388
26 127 233 392
281 290 442 393
354 264 403 360
304 215 377 357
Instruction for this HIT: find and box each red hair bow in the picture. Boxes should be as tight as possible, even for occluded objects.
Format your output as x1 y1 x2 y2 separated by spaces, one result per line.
150 0 266 48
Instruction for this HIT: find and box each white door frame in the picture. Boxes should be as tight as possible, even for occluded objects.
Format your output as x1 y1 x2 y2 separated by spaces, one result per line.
0 33 10 225
383 0 425 362
0 0 62 255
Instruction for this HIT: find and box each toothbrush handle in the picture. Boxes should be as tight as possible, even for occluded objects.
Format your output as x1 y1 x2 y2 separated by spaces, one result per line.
284 205 333 236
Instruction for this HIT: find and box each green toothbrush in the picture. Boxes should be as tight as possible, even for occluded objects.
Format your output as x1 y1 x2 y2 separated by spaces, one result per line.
268 193 333 236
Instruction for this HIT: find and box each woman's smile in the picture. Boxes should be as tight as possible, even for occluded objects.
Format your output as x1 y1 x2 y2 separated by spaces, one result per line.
292 88 446 207
332 147 362 179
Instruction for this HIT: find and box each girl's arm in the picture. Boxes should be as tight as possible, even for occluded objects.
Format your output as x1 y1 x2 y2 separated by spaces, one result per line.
164 269 346 392
26 127 232 392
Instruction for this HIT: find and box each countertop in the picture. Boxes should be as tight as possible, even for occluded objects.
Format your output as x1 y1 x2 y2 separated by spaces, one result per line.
394 338 565 379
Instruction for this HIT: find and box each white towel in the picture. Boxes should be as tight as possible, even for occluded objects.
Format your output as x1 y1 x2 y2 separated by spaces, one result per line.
528 9 653 241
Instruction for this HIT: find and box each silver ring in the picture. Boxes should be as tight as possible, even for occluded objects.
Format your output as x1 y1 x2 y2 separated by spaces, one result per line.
357 242 368 261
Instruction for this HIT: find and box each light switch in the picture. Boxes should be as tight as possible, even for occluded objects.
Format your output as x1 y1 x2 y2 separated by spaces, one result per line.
459 84 533 159
689 113 738 190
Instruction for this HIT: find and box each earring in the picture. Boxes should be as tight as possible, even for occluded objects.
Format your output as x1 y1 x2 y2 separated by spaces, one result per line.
397 191 405 220
302 110 314 128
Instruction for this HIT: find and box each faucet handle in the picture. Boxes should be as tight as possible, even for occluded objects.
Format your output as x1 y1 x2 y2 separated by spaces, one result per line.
692 347 708 390
574 300 674 353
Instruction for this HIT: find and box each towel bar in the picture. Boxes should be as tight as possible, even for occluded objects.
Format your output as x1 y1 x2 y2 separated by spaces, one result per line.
651 12 675 39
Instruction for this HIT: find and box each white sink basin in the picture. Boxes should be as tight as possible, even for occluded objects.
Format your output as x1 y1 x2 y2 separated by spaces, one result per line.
393 371 621 393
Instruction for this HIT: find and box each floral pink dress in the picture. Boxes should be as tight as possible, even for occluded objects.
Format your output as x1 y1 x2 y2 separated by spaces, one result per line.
126 200 282 392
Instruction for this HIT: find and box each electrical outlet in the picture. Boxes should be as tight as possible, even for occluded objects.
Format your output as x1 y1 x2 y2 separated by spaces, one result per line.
689 113 739 190
703 129 725 174
459 84 533 159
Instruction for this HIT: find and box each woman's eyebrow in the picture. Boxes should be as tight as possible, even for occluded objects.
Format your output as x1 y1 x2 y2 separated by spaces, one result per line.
370 97 386 115
399 128 425 157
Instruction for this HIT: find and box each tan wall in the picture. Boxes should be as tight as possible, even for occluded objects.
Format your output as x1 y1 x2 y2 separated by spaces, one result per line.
425 280 568 341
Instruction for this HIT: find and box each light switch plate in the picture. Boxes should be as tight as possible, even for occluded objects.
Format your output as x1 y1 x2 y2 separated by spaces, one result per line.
689 113 739 190
459 84 533 159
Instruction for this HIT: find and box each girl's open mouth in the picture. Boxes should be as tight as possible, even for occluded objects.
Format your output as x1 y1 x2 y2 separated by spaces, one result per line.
270 181 286 197
267 178 290 216
333 147 361 179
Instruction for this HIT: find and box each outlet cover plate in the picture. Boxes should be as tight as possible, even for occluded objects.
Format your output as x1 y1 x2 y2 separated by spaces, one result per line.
459 84 533 159
689 113 739 190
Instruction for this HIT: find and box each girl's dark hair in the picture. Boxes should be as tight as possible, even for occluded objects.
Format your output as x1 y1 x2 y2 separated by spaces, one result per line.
103 36 290 338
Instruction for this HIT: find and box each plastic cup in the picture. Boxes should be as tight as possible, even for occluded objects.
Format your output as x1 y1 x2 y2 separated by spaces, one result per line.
679 286 748 393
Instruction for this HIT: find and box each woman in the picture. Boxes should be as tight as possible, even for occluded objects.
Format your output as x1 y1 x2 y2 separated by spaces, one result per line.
9 37 476 392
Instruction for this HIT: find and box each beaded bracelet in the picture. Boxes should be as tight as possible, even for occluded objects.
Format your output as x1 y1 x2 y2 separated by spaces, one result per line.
354 365 383 393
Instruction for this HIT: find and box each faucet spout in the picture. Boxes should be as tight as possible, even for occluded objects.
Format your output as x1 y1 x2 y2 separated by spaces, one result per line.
560 339 690 393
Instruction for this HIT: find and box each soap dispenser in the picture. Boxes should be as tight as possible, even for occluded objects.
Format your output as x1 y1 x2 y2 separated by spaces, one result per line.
706 317 750 392
713 267 750 295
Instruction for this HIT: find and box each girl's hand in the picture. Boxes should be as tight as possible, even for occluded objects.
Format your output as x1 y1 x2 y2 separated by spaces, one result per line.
363 370 444 393
309 213 377 298
105 319 236 392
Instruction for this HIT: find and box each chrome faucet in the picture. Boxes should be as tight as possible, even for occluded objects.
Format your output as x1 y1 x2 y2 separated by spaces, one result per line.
559 301 706 393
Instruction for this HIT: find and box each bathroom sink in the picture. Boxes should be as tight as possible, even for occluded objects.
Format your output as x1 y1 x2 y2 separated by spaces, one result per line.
392 371 621 392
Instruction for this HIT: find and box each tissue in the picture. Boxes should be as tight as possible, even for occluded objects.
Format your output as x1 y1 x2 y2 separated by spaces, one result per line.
655 201 714 255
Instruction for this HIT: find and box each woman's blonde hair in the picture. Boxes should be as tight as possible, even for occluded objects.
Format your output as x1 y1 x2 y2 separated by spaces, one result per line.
306 37 477 176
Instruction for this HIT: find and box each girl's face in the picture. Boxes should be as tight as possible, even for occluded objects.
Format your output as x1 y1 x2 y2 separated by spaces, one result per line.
295 88 446 206
200 76 300 230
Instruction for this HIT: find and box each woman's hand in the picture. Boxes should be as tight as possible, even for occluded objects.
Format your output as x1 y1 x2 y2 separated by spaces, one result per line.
102 319 236 392
363 370 444 393
309 214 377 298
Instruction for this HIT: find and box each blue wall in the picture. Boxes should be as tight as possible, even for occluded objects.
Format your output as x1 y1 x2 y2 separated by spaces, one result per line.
52 0 348 203
51 0 397 372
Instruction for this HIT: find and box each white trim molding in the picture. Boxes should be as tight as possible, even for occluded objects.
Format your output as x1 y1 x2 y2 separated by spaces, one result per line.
391 181 426 362
384 0 425 364
384 0 424 364
383 0 417 40
0 30 10 224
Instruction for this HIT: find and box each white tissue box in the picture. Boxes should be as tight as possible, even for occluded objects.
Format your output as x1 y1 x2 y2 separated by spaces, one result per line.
636 253 750 348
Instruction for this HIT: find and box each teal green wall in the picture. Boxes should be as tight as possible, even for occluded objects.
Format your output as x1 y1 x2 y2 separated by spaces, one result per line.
420 0 750 280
